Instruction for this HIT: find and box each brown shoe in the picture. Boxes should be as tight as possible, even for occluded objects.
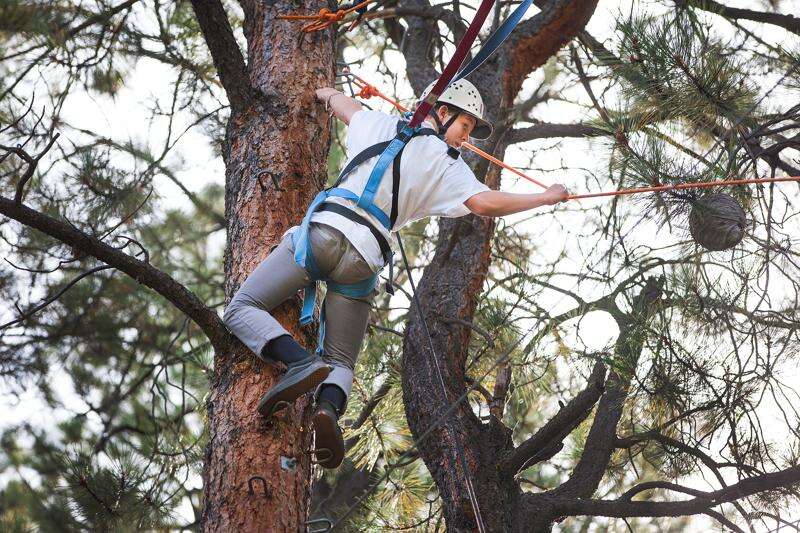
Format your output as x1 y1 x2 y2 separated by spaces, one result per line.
257 356 331 418
312 402 344 469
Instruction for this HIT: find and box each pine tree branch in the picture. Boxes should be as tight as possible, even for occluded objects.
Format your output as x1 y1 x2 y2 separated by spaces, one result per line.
550 464 800 517
674 0 800 36
0 265 114 330
0 0 143 101
344 381 393 451
553 277 664 499
0 195 233 352
0 133 60 204
578 30 800 178
189 0 252 112
507 122 605 144
498 360 606 477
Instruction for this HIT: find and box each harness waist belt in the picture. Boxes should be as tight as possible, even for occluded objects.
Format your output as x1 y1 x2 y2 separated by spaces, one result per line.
317 202 392 264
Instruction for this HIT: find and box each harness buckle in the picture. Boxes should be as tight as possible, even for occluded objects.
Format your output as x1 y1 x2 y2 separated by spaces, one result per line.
396 125 418 143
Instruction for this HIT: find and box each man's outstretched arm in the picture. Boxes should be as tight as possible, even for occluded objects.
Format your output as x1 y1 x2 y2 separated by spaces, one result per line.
315 88 362 124
465 185 569 217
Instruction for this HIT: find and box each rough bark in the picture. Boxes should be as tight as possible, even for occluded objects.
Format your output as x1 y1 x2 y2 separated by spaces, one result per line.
201 2 334 531
399 1 600 530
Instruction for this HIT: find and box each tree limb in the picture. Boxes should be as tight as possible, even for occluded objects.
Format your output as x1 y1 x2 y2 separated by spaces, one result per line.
0 195 232 352
189 0 252 112
674 0 800 36
553 277 664 498
553 464 800 517
507 122 605 144
499 360 606 477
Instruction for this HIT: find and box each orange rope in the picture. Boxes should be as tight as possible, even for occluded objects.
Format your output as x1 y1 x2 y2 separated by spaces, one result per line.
461 141 549 189
340 71 800 200
346 71 409 113
278 1 375 32
344 72 552 189
567 176 800 200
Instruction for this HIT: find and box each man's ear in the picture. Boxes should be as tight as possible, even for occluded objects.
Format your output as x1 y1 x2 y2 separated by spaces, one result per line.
436 104 449 121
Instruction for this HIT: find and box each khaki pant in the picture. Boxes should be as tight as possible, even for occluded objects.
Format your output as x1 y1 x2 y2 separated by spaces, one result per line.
222 223 375 402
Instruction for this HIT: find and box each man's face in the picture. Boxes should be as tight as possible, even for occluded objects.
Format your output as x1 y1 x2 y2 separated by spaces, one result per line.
436 105 476 147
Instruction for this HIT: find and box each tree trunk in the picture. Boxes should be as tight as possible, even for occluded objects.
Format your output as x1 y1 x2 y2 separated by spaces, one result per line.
400 1 600 530
201 3 334 530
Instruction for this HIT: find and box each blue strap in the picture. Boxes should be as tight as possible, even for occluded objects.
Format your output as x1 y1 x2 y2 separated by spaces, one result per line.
293 190 331 325
328 275 378 299
292 228 320 326
334 140 392 188
455 0 534 82
314 274 377 357
293 190 329 278
327 187 391 230
356 126 416 219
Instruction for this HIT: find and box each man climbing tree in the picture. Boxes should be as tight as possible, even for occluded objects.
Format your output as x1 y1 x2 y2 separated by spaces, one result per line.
1 0 800 532
222 77 569 470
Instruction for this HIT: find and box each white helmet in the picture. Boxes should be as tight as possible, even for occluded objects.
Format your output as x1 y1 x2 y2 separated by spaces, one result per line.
420 78 493 139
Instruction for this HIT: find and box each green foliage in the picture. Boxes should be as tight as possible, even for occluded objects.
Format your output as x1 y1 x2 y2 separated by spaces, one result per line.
2 0 799 531
0 1 68 37
614 11 758 129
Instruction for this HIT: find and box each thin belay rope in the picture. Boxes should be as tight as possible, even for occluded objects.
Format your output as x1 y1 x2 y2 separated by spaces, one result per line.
277 0 376 32
351 2 500 530
340 70 800 197
406 0 496 132
396 234 485 533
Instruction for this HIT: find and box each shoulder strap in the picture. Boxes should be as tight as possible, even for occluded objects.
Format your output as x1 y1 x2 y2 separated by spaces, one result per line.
334 140 392 188
333 119 430 189
389 146 404 229
388 122 460 230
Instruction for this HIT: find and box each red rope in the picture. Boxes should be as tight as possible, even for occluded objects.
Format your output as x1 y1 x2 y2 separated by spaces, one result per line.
342 71 800 200
277 1 374 33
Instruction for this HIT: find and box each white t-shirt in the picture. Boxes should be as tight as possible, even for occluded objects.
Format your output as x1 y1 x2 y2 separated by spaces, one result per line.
310 109 490 271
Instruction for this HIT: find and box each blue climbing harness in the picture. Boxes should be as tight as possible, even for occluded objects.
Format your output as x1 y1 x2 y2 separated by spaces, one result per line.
291 117 453 355
291 0 537 356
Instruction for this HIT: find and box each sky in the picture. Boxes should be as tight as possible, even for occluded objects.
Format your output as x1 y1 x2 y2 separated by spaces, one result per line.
2 0 800 530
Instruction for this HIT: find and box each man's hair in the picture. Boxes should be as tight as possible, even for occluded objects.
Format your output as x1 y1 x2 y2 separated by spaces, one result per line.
411 101 465 117
434 102 465 117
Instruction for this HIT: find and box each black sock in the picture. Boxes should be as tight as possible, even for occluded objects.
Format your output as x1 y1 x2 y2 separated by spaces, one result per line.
318 384 346 416
263 335 309 364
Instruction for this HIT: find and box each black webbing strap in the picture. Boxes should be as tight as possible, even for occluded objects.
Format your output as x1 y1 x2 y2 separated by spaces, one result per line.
335 119 455 231
317 203 391 264
334 140 392 187
389 146 404 229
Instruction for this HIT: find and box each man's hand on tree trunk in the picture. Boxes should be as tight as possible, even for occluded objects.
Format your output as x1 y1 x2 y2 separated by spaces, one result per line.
315 87 362 124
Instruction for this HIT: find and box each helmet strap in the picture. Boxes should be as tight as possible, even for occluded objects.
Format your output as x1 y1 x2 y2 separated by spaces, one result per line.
427 106 444 132
442 111 460 135
430 105 461 138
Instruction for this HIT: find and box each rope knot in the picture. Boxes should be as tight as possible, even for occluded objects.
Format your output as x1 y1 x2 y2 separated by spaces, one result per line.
358 83 380 99
319 8 346 21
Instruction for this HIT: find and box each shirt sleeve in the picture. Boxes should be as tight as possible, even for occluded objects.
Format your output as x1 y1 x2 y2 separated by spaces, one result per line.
429 158 490 218
345 110 394 154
